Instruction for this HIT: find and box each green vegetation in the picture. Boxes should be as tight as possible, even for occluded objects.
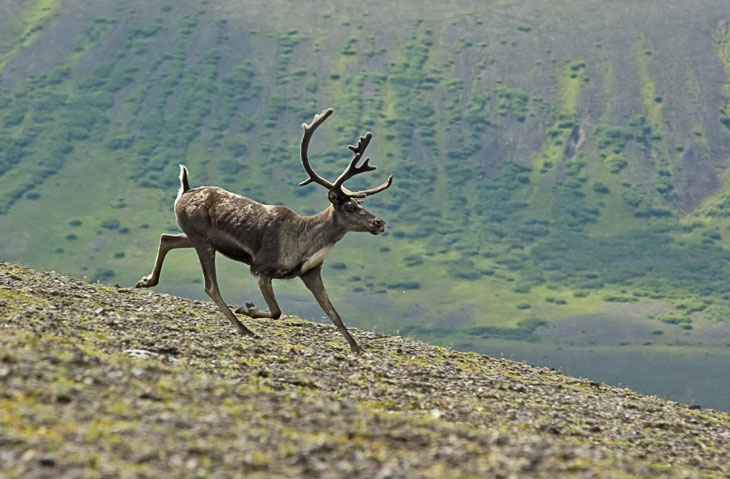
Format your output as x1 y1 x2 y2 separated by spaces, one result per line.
3 0 730 409
718 21 730 129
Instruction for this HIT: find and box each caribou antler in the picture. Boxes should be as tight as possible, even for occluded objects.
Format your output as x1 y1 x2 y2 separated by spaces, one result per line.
300 108 336 190
342 131 393 197
299 108 393 198
332 133 393 198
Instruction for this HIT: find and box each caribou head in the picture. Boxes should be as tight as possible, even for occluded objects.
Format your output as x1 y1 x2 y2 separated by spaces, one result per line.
299 108 392 235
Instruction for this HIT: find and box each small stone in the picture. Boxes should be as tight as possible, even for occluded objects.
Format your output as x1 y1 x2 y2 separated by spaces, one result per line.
123 349 159 359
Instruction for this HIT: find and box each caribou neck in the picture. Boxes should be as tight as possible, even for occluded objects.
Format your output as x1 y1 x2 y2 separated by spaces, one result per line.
299 205 348 252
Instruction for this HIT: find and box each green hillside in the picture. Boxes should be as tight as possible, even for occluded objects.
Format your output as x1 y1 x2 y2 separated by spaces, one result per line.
3 0 730 408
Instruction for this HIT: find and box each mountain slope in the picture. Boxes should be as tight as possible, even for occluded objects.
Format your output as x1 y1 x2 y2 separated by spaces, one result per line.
5 0 730 409
2 261 730 478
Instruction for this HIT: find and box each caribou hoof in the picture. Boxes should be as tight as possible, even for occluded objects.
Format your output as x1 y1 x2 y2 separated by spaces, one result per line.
235 303 256 315
135 275 156 288
237 328 258 339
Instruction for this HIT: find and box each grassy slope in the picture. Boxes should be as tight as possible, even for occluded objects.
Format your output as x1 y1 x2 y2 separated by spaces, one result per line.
3 261 730 478
3 0 730 405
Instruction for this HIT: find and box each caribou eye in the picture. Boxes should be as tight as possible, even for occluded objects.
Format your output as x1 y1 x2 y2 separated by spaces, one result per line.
344 203 357 213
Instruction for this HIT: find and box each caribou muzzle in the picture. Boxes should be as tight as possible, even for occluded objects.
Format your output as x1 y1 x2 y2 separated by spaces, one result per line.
370 218 386 235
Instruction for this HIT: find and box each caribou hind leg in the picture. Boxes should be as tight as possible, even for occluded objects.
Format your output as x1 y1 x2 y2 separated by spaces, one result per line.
136 233 193 288
236 274 282 319
192 241 255 337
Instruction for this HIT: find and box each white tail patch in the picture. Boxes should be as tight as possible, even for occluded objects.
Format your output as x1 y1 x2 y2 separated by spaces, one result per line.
178 164 190 199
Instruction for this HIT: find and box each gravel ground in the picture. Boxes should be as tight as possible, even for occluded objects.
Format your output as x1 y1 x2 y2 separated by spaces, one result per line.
1 261 729 478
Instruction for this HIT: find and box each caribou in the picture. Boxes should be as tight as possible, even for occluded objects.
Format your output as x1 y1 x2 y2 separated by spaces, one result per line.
135 108 393 354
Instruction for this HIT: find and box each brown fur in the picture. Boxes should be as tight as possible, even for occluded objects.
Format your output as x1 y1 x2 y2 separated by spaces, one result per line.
136 109 392 354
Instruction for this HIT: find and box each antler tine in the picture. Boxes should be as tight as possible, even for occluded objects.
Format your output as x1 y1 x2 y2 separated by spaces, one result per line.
333 131 393 198
347 132 373 155
302 108 333 132
333 133 375 192
347 174 393 197
300 108 335 189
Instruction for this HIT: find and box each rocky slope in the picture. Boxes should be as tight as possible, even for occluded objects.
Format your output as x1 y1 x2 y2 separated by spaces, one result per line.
1 261 730 478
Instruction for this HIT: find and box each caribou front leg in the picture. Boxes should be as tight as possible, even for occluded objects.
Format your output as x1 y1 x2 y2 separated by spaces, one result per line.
300 266 362 354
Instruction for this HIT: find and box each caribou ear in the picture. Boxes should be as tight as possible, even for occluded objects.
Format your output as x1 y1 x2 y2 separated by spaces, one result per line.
328 190 344 205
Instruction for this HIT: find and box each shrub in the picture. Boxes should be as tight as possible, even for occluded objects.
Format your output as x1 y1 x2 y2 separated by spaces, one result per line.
656 314 690 325
465 317 545 342
92 268 115 282
105 136 134 150
226 142 248 158
101 218 121 230
403 255 423 267
219 159 246 176
605 154 627 173
593 182 610 194
387 281 421 290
